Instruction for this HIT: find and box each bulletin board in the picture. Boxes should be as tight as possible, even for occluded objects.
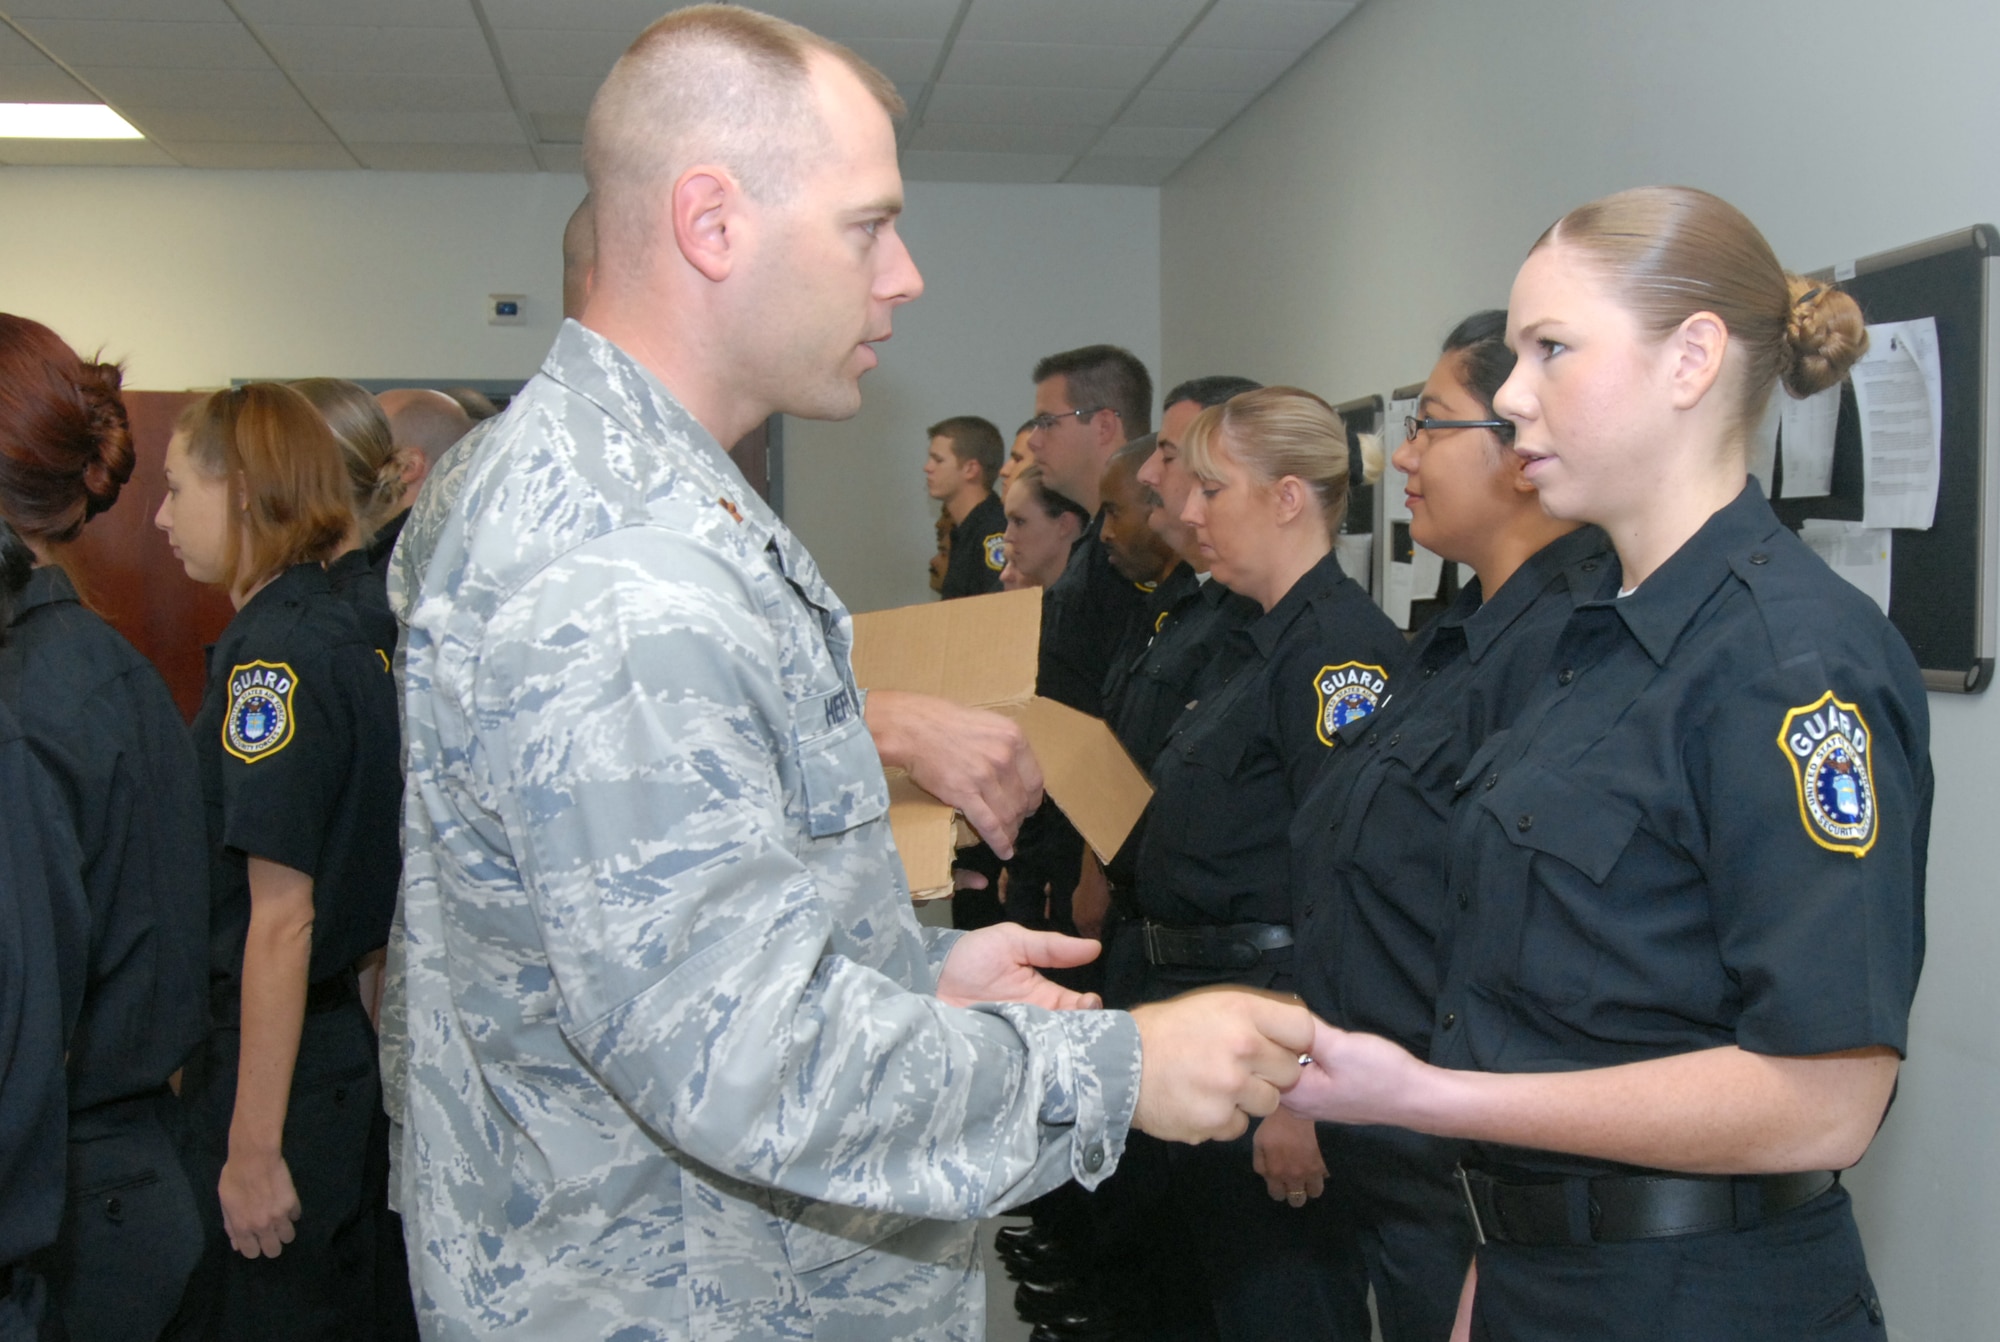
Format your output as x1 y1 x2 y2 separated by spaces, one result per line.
1784 225 2000 693
1332 392 1383 593
1370 381 1464 632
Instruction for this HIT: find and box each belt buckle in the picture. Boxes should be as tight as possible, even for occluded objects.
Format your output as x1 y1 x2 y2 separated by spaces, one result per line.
1454 1164 1488 1247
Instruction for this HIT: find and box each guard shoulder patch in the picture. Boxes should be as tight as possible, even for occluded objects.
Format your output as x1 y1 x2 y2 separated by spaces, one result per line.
224 660 298 764
1315 661 1388 746
1777 691 1877 856
983 532 1007 571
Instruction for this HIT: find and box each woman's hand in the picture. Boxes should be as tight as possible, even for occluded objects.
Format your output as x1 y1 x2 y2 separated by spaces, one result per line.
1251 1104 1328 1204
220 1145 302 1258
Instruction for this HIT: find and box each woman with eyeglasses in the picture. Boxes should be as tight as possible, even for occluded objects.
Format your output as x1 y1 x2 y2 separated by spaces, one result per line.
1255 311 1608 1341
1286 188 1926 1342
1129 386 1406 1341
155 383 404 1340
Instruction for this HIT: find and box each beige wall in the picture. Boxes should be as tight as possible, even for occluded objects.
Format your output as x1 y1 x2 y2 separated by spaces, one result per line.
1161 2 2000 1336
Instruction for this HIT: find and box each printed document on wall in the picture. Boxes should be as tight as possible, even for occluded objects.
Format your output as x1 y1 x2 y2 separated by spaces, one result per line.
1748 393 1780 496
1383 393 1419 524
1778 384 1839 499
1799 519 1893 614
1852 317 1942 529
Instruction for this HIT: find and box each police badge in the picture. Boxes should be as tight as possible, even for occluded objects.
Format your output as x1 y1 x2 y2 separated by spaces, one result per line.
224 660 298 763
983 532 1007 572
1314 662 1388 746
1777 691 1876 856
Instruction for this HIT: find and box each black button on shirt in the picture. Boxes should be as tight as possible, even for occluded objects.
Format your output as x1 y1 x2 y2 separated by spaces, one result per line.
0 701 88 1267
1136 548 1407 938
1431 485 1931 1174
1037 511 1150 717
1288 527 1611 1056
191 564 403 996
0 567 210 1111
940 491 1007 601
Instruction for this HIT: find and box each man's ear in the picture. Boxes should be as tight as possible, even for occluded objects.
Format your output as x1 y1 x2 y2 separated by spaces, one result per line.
1093 409 1126 451
1666 311 1729 410
671 167 741 283
957 454 982 488
396 447 429 489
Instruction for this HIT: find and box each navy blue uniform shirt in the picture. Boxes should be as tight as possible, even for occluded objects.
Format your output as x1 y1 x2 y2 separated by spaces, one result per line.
0 566 210 1111
0 700 88 1267
191 563 402 996
1135 547 1407 933
1433 485 1931 1175
940 491 1006 600
1289 527 1609 1057
1037 510 1150 716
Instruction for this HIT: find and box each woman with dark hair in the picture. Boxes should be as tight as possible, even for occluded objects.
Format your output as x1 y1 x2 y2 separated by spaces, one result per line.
1264 312 1607 1340
0 313 210 1341
1287 188 1923 1341
1000 463 1089 590
155 382 403 1340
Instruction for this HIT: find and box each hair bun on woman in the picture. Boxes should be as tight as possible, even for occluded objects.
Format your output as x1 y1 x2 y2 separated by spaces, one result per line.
76 357 136 519
1782 275 1869 399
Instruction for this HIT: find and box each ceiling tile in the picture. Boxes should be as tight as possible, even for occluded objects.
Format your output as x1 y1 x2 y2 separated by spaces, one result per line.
1064 154 1181 186
3 0 227 19
0 66 95 101
957 0 1210 48
231 0 476 26
325 108 523 144
255 25 494 76
352 141 540 172
112 103 334 142
492 28 630 79
940 41 1164 90
513 74 602 115
0 24 54 64
0 137 180 165
755 0 963 42
79 66 300 110
292 71 512 115
479 0 667 32
922 82 1126 127
910 120 1098 155
531 110 584 143
1089 124 1214 158
899 148 1071 184
1149 44 1299 92
1117 86 1257 128
537 142 584 174
1183 0 1357 51
167 140 360 168
12 19 270 69
841 37 945 86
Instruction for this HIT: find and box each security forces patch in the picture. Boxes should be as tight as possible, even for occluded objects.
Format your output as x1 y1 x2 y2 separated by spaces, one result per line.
224 660 298 764
1777 691 1876 857
1315 662 1388 746
983 532 1007 571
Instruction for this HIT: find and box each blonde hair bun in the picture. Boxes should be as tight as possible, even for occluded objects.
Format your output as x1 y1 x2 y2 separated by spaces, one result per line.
1782 275 1870 398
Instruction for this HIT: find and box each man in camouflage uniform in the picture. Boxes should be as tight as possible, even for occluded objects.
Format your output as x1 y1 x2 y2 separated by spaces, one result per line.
389 8 1311 1339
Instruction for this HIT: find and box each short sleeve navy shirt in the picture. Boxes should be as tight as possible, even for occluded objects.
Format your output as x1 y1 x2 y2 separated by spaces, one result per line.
940 492 1006 600
1432 486 1931 1177
1037 511 1150 716
191 564 403 994
1136 548 1407 931
1288 527 1610 1057
0 566 210 1109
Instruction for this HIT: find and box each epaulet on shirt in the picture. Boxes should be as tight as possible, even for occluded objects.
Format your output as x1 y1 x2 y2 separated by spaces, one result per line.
1726 525 1886 668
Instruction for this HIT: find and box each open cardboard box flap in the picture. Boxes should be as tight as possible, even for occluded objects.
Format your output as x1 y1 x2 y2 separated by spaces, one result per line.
852 587 1153 900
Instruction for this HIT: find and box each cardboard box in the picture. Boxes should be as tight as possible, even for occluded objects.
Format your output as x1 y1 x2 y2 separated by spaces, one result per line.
851 587 1154 901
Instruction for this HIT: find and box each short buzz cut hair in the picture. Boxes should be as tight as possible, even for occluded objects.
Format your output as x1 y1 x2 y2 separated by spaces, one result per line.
1032 344 1154 437
1163 374 1261 412
926 414 1004 487
583 4 903 285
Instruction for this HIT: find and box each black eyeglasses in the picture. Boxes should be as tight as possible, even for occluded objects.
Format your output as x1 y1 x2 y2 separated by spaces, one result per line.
1028 407 1107 433
1403 414 1512 443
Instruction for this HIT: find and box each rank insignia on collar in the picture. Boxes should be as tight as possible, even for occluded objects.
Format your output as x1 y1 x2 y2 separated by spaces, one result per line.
718 496 744 523
984 532 1007 571
224 660 298 764
1778 691 1877 856
1316 661 1388 745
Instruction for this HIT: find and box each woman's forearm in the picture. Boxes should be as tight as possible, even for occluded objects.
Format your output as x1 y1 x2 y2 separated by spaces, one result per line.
233 856 315 1157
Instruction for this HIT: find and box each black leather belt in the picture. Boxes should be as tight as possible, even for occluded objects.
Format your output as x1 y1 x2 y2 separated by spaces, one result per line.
1455 1164 1838 1246
1141 920 1293 970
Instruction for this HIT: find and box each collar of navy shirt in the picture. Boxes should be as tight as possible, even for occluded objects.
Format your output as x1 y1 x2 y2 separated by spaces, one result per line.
1437 524 1614 666
1246 546 1359 660
1587 481 1785 667
11 562 82 624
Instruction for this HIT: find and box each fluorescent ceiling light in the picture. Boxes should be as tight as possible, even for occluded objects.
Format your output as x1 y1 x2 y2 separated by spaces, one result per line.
0 103 143 139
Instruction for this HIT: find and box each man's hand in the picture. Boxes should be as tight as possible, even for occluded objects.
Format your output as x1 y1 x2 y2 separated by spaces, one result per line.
865 689 1044 858
1130 989 1314 1143
1281 1017 1430 1126
937 922 1102 1011
1251 1104 1327 1203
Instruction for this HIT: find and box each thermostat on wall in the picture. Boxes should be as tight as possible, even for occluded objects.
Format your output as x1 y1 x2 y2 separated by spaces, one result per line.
488 293 526 326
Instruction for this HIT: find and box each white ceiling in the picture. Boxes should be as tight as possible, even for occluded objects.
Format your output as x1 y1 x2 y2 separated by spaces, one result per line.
0 0 1358 183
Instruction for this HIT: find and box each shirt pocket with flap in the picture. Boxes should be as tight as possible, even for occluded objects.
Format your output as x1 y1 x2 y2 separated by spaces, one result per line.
789 681 888 840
